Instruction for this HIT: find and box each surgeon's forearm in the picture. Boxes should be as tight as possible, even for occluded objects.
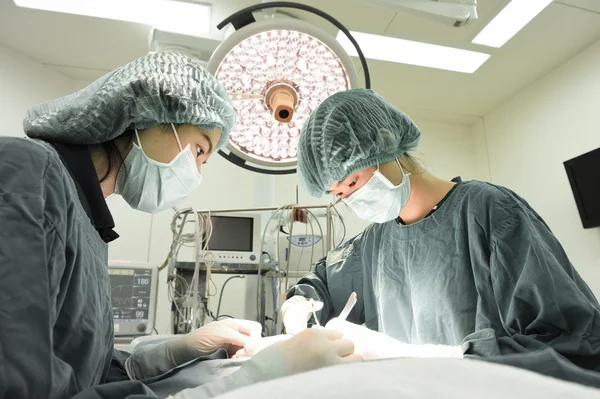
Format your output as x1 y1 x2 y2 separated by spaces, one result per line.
163 335 203 365
125 337 199 380
286 259 336 325
169 349 287 399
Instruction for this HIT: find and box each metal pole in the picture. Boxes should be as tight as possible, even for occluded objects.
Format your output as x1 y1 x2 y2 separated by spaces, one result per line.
172 202 339 334
260 274 266 333
326 205 332 253
175 203 334 215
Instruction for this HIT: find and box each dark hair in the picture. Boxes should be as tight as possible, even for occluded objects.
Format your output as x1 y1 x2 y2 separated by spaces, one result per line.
98 129 135 183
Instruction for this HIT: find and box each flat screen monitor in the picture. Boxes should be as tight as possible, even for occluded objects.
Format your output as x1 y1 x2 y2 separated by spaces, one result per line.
208 215 254 251
108 261 159 336
200 213 262 264
564 147 600 229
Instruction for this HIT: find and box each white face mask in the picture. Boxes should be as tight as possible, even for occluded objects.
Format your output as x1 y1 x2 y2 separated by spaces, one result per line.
343 160 411 224
115 123 203 214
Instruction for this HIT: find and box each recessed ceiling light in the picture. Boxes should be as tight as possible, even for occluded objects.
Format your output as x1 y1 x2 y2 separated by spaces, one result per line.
336 31 490 73
472 0 553 48
13 0 211 37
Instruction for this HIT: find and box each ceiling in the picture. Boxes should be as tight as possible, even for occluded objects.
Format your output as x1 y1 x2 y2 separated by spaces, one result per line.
0 0 599 125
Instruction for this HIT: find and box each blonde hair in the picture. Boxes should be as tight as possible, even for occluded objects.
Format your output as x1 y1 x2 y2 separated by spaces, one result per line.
401 153 426 175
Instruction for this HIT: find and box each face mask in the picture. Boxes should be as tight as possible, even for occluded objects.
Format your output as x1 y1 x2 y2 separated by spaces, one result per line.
343 160 410 224
115 123 203 214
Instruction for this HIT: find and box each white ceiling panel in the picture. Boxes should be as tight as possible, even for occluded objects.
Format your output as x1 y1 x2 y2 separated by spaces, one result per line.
0 0 599 125
558 0 600 13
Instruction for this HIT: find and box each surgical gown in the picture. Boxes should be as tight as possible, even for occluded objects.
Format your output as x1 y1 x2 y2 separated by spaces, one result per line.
0 138 287 399
287 180 600 384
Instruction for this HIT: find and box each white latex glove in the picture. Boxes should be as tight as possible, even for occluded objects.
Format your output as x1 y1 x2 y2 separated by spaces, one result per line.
189 318 262 356
325 318 464 360
165 318 262 365
168 328 364 399
232 335 292 359
281 296 324 335
253 328 363 376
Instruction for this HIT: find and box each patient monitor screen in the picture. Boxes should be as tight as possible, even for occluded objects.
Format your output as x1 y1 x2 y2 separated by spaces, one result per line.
206 216 253 251
109 268 152 334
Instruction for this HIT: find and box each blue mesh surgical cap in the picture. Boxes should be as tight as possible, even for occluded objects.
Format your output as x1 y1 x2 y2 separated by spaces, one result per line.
24 52 236 151
297 89 421 197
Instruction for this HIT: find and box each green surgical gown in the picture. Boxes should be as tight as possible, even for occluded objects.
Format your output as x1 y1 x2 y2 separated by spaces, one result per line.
0 137 295 399
288 180 600 377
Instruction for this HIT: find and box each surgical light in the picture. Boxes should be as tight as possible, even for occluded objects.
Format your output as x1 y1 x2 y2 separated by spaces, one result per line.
208 2 370 175
13 0 211 37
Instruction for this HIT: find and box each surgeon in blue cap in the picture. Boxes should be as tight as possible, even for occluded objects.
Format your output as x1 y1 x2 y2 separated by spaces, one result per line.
0 52 360 399
283 88 600 384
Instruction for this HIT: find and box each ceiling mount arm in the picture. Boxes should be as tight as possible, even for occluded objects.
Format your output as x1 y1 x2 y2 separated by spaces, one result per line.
354 0 478 27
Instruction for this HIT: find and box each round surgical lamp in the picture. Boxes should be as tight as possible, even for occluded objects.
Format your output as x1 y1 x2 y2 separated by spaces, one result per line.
208 2 371 175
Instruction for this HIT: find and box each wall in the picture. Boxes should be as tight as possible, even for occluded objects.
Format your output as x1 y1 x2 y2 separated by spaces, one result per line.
0 45 75 137
475 38 600 295
415 118 479 182
470 119 492 182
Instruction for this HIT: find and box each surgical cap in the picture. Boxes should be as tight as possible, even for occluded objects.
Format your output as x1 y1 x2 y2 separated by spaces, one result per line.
297 89 421 197
24 52 236 151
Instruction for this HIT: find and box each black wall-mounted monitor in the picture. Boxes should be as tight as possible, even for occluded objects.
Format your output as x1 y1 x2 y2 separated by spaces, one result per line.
564 147 600 229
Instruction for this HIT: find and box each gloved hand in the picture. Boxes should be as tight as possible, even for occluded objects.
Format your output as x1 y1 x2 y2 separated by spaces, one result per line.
189 318 262 356
165 318 262 366
325 318 464 360
281 296 324 335
167 328 364 399
252 328 363 376
232 334 292 359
